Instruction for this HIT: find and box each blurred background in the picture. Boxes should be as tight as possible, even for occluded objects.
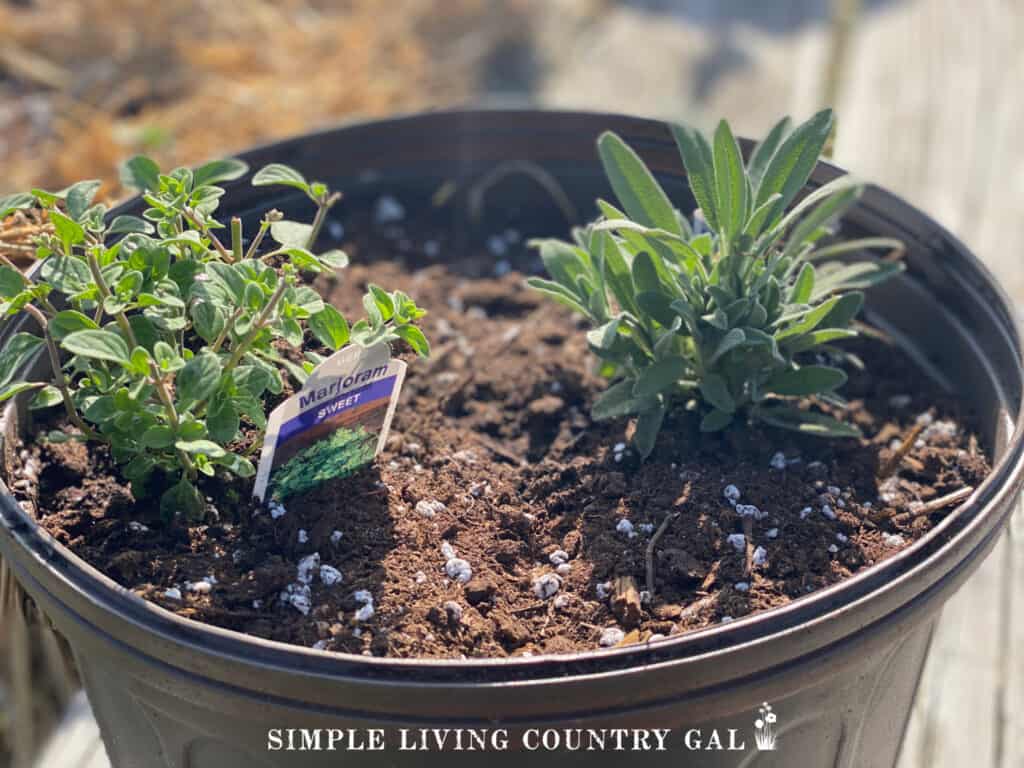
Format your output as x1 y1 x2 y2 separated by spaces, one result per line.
1 1 1021 766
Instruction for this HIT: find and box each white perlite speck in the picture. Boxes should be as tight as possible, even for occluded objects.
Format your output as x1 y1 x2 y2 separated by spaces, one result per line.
637 522 655 535
752 546 768 566
548 549 570 566
765 528 779 540
734 582 750 592
599 627 625 647
441 541 457 560
319 565 343 586
770 452 787 470
330 530 343 545
186 577 214 594
800 506 813 520
374 195 405 224
353 590 375 622
836 533 849 544
922 419 957 442
616 519 636 538
736 504 766 521
416 499 446 518
883 533 906 548
721 616 734 623
414 571 428 584
297 553 321 585
269 501 286 519
297 529 309 544
596 581 612 600
532 573 562 599
445 558 473 583
312 640 329 651
828 544 839 554
821 504 837 521
163 587 182 600
553 594 570 610
727 533 746 552
723 485 741 504
444 601 463 623
282 583 312 615
355 604 375 622
128 521 149 532
556 563 572 576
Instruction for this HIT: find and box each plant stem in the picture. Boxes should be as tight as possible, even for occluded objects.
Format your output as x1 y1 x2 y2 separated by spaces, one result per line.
220 279 289 379
245 210 283 260
245 224 270 261
1 254 59 316
230 217 243 262
85 249 193 475
85 249 138 348
191 279 289 427
147 360 197 478
182 207 232 262
209 306 244 353
305 192 341 250
22 304 98 439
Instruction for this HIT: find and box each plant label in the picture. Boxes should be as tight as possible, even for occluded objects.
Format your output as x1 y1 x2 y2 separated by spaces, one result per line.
254 343 405 501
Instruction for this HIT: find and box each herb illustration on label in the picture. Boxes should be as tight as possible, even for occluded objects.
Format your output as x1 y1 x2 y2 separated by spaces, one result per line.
254 343 405 501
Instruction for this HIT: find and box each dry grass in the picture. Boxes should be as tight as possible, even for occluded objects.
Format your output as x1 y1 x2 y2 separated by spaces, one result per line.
0 0 512 195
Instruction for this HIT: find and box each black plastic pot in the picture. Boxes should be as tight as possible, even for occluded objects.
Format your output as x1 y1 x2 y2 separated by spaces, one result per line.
1 110 1022 768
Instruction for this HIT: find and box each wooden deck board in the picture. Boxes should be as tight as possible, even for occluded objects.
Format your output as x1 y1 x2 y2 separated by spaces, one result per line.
35 692 105 768
895 534 1010 768
1000 508 1023 768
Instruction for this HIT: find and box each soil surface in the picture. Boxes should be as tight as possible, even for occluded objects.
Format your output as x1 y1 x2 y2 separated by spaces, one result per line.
6 205 991 659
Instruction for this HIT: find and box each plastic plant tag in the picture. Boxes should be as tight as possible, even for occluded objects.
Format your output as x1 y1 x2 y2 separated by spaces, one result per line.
254 343 405 502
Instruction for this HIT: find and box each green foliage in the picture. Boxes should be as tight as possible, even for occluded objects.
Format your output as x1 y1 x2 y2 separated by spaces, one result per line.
529 110 903 457
269 425 377 501
0 159 428 521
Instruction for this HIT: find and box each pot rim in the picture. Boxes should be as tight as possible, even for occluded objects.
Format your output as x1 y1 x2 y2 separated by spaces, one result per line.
1 107 1022 685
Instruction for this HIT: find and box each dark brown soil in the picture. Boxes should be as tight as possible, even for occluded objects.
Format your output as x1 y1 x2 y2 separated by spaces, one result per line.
6 211 990 659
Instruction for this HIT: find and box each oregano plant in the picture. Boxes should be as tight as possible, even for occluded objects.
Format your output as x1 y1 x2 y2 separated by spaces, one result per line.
0 158 428 520
528 109 903 458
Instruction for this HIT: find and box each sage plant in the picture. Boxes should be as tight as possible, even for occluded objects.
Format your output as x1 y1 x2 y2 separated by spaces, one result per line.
529 110 902 457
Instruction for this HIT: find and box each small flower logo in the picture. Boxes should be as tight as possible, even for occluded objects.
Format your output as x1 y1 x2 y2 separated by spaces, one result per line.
754 702 778 751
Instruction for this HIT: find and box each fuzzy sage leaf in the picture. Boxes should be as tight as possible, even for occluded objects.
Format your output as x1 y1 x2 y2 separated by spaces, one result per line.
531 111 904 457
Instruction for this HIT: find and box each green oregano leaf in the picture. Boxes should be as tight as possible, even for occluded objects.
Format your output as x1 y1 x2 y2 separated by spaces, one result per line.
121 155 162 192
61 330 130 365
192 158 249 188
308 305 350 351
251 163 308 191
176 352 223 404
